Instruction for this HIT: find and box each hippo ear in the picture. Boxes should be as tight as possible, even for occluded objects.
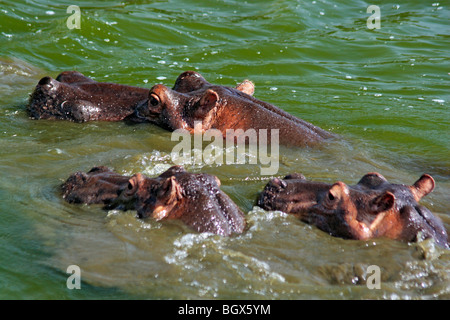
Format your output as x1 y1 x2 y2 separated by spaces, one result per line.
235 80 254 96
410 174 435 202
161 176 184 202
213 176 221 187
196 89 219 118
370 191 395 214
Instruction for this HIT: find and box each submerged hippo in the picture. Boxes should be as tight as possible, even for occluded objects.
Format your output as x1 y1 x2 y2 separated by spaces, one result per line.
62 165 246 236
61 166 133 207
131 71 334 147
29 70 253 122
258 172 449 248
28 71 149 122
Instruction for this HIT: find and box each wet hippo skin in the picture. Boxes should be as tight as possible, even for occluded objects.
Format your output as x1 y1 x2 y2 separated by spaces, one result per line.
258 172 449 248
28 71 150 122
29 70 254 123
132 71 334 147
61 165 246 236
61 166 134 209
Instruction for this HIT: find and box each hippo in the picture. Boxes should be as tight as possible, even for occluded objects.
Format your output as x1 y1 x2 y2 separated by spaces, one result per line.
28 71 149 122
61 165 246 236
29 70 254 123
131 71 334 147
61 166 134 208
257 172 449 248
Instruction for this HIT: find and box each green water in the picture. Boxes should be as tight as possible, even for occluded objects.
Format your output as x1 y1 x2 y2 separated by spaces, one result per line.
0 0 449 300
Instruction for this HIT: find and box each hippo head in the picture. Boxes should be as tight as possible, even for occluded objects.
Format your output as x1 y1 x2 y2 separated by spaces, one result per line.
118 166 246 236
133 71 254 130
258 173 449 247
61 166 132 207
30 71 150 122
29 76 76 120
28 71 108 121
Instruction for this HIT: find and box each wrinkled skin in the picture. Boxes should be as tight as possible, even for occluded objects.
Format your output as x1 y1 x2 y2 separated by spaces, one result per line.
258 172 449 248
29 70 253 123
132 71 334 147
28 71 150 122
61 165 246 236
61 166 134 209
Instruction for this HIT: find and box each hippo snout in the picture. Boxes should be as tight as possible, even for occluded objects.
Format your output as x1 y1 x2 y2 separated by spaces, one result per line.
37 76 60 93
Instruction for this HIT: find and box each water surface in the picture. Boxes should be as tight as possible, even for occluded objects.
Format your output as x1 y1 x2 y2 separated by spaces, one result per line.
0 0 449 299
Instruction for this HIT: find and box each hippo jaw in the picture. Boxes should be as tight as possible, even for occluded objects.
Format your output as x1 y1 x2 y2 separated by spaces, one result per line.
390 202 449 249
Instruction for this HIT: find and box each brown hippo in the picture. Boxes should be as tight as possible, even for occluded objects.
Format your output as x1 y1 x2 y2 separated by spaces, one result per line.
61 165 246 236
131 71 334 147
29 70 254 122
257 172 449 248
28 71 149 122
61 166 134 208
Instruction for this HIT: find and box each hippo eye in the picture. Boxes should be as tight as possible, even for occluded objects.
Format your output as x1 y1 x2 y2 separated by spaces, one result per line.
149 94 160 107
328 192 335 201
122 182 136 197
322 191 338 209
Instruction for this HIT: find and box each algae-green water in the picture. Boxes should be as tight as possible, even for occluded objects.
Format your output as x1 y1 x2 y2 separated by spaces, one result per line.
0 0 449 299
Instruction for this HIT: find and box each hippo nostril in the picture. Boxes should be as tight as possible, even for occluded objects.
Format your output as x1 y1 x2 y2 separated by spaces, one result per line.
136 210 147 219
76 172 87 183
271 178 287 189
38 76 54 86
